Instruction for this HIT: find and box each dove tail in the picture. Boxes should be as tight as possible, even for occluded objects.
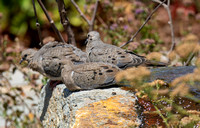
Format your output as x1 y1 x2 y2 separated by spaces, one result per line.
144 60 169 67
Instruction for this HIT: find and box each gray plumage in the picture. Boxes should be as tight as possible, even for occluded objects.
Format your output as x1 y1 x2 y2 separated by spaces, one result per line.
86 31 146 69
20 41 88 80
60 60 121 91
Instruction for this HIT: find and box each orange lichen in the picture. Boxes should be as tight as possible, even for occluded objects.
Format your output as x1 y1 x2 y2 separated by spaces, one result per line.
72 95 139 128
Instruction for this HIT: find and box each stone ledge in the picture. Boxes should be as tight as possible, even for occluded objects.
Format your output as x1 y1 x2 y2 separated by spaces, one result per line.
37 83 140 128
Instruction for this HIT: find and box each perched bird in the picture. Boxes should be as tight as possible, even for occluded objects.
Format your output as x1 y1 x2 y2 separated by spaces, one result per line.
20 41 88 81
85 31 168 69
60 60 121 91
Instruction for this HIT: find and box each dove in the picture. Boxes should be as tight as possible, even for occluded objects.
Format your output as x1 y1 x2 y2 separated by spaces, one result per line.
20 41 88 81
85 31 167 69
60 60 121 91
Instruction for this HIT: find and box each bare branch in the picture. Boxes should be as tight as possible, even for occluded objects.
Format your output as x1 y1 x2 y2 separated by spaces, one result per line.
57 0 76 46
167 0 170 6
71 0 99 31
36 0 66 43
89 0 99 31
120 0 167 48
184 52 196 66
97 15 108 29
184 41 200 66
70 0 90 25
32 0 43 46
152 0 175 53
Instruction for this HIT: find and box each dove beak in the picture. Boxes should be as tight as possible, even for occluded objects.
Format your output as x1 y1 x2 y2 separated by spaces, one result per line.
19 58 24 64
85 38 88 44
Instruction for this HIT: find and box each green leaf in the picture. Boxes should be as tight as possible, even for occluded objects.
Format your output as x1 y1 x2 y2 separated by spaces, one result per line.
69 15 83 27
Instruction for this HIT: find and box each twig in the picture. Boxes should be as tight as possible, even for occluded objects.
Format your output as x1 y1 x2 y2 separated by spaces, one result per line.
184 41 200 66
36 0 66 43
32 0 43 46
70 0 90 24
90 0 99 31
97 15 108 29
120 0 167 48
152 0 175 53
167 0 170 6
56 0 76 46
70 0 99 31
184 52 196 66
153 104 170 128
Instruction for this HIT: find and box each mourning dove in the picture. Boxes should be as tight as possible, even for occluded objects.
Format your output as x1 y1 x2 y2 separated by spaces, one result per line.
20 41 88 80
86 31 167 69
60 60 121 91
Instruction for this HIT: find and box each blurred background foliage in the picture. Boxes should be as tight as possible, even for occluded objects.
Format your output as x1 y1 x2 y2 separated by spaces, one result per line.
0 0 87 48
0 0 200 127
0 0 200 51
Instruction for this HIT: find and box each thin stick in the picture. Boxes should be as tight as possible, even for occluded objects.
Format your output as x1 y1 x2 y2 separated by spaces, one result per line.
184 41 200 66
97 15 108 29
36 0 66 43
71 0 99 31
89 0 99 31
32 0 43 46
70 0 90 25
57 0 76 46
184 52 196 66
153 0 175 53
167 0 170 6
120 0 166 48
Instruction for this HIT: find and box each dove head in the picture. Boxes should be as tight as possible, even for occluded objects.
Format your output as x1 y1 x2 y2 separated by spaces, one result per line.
20 49 37 64
85 31 101 45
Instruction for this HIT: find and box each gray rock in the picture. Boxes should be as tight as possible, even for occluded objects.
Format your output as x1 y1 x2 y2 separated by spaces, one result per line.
150 66 196 83
37 83 139 128
37 66 200 127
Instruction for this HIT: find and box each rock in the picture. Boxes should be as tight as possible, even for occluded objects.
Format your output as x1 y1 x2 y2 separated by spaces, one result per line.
38 83 141 128
37 66 200 127
1 65 43 87
150 66 196 83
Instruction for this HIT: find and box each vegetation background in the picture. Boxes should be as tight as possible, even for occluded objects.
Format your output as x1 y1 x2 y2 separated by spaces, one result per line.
0 0 200 127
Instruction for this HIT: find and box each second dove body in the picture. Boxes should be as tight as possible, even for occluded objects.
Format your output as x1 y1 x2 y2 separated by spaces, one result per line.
60 60 121 91
85 31 146 69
